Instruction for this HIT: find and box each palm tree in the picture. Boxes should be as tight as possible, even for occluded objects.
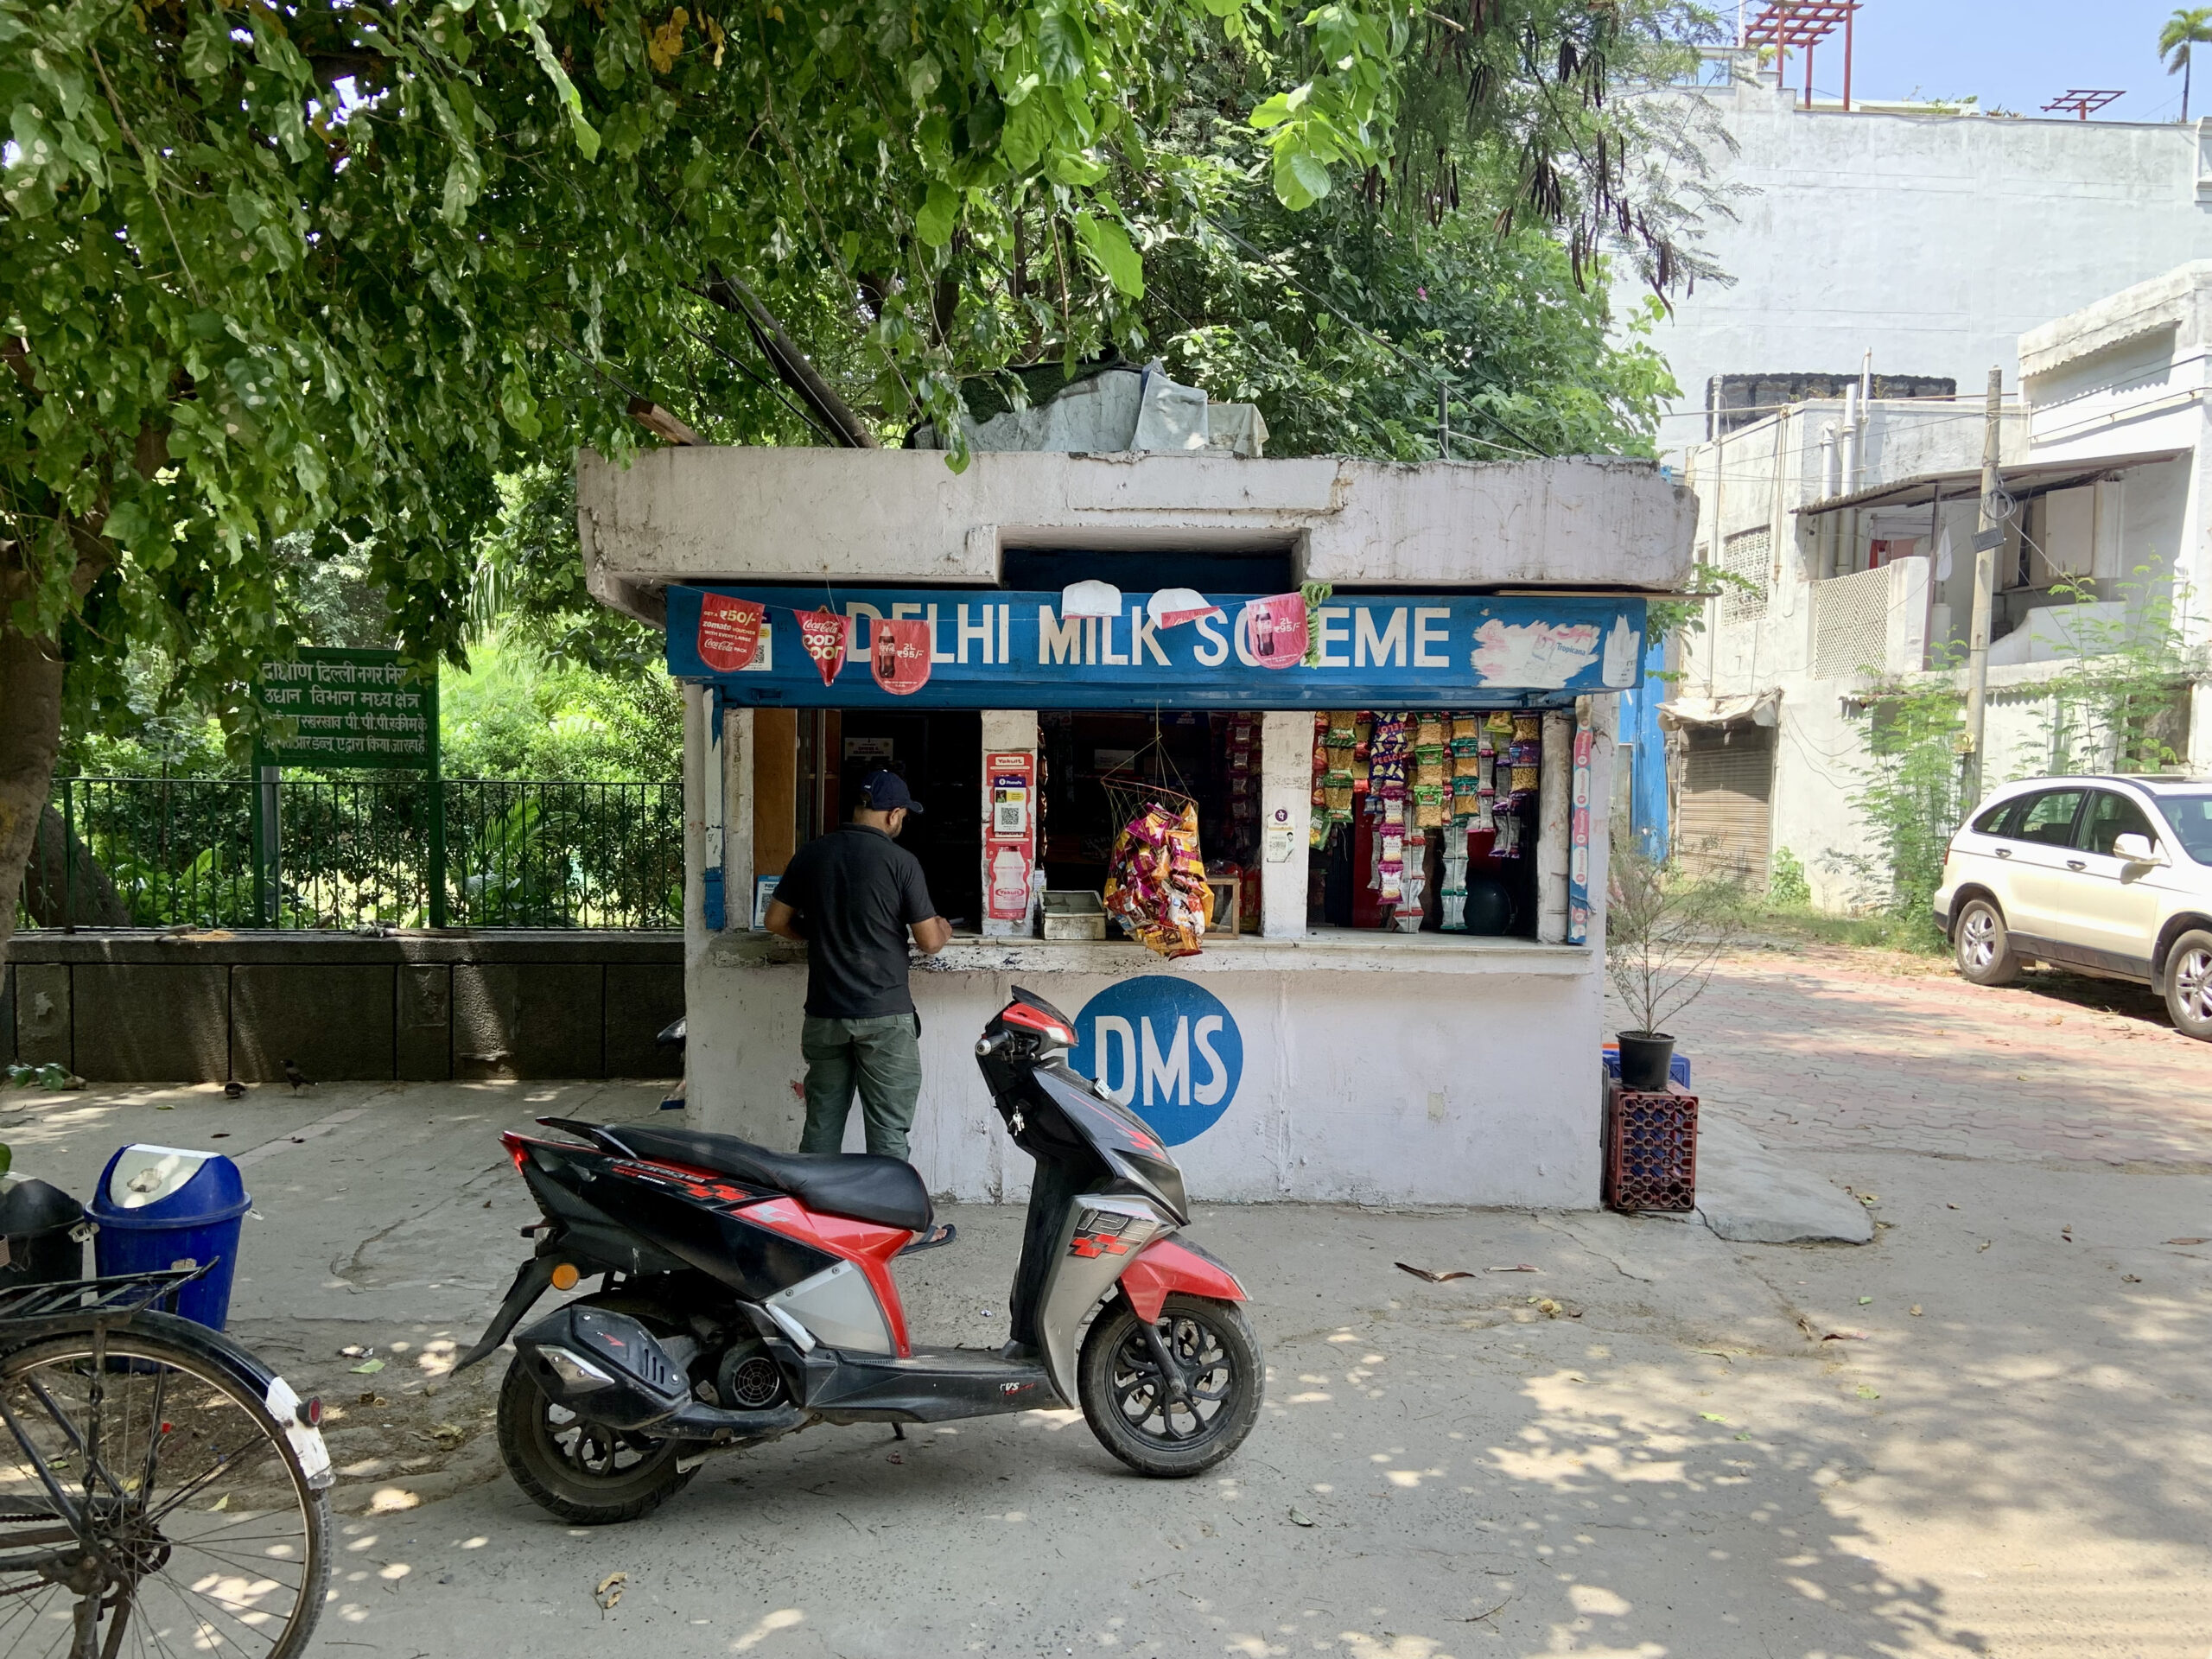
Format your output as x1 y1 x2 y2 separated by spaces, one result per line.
2161 7 2212 122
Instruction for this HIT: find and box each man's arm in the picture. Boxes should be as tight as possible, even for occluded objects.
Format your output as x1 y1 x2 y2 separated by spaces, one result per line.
909 915 952 955
764 899 806 942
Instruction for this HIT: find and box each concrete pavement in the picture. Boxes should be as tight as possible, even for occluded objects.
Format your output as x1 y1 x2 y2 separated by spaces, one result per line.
0 941 2202 1656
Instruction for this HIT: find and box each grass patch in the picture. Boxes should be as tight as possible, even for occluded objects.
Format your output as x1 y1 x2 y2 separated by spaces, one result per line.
1732 899 1947 955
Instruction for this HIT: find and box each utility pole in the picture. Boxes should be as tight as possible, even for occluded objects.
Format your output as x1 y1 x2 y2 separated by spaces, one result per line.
1961 366 2005 807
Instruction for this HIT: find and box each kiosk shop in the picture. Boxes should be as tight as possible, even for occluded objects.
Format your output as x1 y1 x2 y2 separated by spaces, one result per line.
580 447 1695 1205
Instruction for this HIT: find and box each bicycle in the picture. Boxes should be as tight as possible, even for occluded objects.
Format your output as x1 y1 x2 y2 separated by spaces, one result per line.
0 1267 334 1657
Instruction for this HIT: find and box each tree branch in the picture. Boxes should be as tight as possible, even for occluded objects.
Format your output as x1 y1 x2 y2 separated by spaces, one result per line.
697 270 878 448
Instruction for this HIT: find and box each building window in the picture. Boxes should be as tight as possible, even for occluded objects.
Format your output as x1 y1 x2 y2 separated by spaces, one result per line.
1719 528 1770 623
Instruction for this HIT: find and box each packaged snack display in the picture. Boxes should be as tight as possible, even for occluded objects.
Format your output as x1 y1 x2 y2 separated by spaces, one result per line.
1103 798 1213 959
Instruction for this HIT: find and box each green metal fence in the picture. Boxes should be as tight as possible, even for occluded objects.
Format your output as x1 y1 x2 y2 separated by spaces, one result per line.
15 776 683 931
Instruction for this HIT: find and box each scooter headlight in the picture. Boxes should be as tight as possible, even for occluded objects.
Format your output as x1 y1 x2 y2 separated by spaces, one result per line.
541 1347 616 1390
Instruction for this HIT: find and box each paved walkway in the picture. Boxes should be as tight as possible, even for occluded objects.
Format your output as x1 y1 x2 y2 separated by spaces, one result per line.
1637 945 2212 1167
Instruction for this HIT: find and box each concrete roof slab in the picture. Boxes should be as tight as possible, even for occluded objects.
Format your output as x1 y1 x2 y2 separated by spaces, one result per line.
578 448 1696 621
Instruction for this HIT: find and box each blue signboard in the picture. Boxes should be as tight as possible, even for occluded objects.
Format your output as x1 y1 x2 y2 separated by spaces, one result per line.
664 585 1645 709
1069 978 1243 1147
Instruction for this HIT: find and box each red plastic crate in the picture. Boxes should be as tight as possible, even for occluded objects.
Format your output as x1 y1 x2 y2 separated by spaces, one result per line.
1604 1080 1698 1213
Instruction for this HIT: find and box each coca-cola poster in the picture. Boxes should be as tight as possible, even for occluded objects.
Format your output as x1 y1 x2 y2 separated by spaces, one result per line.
795 608 849 688
695 594 765 672
871 617 932 696
1239 593 1307 671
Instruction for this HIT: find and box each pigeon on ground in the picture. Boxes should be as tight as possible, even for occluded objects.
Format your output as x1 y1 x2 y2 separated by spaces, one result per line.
223 1080 245 1100
281 1060 310 1095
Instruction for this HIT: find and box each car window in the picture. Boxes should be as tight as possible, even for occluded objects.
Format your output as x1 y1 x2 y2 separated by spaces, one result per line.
2157 793 2212 864
2014 790 2085 846
2077 791 2156 856
1971 798 2023 836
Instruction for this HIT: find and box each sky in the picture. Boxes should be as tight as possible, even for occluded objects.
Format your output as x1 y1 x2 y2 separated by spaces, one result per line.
1734 0 2205 123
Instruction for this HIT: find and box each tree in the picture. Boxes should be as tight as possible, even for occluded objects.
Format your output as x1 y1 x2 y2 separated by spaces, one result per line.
2162 7 2212 122
2 0 1722 963
0 0 1414 960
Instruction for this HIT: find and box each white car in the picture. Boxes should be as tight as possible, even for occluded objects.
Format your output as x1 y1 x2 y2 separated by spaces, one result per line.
1935 774 2212 1040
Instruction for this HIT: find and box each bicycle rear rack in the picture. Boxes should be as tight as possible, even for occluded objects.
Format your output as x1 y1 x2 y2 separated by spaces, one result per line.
0 1264 213 1326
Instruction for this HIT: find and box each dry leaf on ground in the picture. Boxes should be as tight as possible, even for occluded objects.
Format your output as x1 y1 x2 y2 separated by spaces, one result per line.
595 1572 626 1611
1394 1262 1475 1282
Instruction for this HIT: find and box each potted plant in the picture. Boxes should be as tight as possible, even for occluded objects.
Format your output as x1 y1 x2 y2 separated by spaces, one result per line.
1605 838 1745 1090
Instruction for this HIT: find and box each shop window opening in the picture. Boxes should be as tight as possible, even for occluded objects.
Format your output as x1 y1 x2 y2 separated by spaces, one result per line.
777 709 983 930
1040 711 1263 941
1306 710 1541 938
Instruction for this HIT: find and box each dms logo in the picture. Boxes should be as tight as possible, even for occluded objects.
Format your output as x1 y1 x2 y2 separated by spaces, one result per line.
1070 979 1243 1146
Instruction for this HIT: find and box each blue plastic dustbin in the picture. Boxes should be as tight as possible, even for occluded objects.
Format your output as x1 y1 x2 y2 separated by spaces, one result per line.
86 1145 251 1331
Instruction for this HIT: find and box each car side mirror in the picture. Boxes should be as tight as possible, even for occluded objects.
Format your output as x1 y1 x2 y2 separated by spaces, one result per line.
2112 833 2161 864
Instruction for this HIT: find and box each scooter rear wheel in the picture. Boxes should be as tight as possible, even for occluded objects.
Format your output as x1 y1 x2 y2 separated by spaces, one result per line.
496 1357 696 1524
1077 1294 1262 1478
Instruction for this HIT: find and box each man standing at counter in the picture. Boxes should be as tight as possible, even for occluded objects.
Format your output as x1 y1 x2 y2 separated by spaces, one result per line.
764 772 953 1162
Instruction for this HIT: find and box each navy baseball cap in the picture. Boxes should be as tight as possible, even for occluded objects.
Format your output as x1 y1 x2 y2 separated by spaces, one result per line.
858 771 924 814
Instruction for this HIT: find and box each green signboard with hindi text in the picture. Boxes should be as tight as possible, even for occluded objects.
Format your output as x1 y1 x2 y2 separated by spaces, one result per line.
252 648 438 771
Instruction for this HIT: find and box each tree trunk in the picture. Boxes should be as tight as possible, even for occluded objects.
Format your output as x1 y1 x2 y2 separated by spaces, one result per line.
18 804 130 929
0 616 69 970
0 537 110 970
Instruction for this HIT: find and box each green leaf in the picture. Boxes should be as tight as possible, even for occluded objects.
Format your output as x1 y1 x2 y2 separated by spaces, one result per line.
1074 210 1144 297
1036 9 1090 84
499 366 542 440
906 53 942 101
916 181 960 247
529 21 601 158
1271 145 1332 209
181 10 232 79
1249 91 1295 130
0 1145 12 1180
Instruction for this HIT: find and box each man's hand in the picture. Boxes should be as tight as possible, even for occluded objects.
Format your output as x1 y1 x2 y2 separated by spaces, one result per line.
764 899 805 942
910 916 953 956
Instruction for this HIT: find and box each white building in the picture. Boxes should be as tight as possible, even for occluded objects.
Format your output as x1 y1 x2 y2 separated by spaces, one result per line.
1649 65 2212 459
579 446 1694 1206
1672 264 2212 910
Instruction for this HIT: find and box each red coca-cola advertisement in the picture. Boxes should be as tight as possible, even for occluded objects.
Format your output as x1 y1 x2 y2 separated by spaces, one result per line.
795 608 849 688
696 594 766 672
871 617 933 696
1240 593 1307 671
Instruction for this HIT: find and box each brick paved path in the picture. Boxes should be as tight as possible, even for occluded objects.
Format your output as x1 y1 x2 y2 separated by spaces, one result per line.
1624 945 2212 1166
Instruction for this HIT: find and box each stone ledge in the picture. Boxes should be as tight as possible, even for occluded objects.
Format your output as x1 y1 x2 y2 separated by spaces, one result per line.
7 930 681 965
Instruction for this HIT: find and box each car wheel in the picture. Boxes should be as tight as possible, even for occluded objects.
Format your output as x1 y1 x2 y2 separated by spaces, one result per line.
2164 929 2212 1041
1953 897 2019 987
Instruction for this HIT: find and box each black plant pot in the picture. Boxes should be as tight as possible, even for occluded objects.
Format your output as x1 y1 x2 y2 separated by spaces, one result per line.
1617 1031 1676 1092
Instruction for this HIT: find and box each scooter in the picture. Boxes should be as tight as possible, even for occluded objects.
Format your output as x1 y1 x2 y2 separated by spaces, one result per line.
456 987 1262 1523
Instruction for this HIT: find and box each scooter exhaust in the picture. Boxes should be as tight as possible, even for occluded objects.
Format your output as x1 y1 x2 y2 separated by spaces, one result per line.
513 1305 804 1441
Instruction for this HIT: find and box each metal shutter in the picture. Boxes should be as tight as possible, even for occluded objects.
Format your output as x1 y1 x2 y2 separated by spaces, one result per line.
1676 727 1774 885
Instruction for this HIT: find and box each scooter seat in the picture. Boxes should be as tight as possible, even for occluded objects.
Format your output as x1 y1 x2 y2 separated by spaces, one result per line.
609 1124 933 1234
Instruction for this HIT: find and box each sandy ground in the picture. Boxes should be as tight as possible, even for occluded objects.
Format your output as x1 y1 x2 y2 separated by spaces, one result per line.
0 944 2202 1657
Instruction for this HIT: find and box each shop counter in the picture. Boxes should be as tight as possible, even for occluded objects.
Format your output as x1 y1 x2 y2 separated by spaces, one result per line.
705 928 1592 978
686 925 1605 1209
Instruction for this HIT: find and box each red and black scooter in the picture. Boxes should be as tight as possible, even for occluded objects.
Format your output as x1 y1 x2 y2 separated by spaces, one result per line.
457 988 1261 1522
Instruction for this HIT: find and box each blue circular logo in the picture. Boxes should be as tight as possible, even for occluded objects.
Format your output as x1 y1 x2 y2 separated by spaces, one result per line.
1069 979 1243 1146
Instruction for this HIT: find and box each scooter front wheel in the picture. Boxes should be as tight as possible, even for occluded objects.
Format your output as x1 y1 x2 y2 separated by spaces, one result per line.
496 1357 698 1524
1077 1293 1262 1478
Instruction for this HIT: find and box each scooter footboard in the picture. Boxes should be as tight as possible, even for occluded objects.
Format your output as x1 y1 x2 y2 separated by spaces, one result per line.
1117 1236 1248 1325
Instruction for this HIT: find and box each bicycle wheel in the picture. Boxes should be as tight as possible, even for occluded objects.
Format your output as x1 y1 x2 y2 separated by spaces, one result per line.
0 1324 330 1658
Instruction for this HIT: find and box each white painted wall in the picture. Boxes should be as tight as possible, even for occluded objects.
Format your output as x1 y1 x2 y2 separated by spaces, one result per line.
686 938 1605 1208
1649 83 2212 458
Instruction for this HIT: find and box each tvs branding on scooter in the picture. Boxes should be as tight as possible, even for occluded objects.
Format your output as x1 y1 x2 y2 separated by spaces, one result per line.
1069 1206 1160 1259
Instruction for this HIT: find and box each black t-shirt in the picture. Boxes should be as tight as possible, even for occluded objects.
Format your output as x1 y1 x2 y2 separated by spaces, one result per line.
772 823 938 1019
